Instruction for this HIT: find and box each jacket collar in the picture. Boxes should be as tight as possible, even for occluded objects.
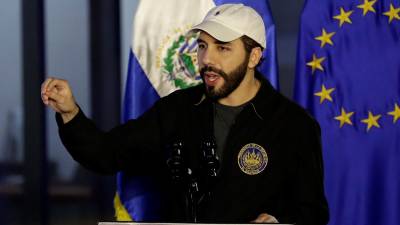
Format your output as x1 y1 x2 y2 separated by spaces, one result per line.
248 71 280 120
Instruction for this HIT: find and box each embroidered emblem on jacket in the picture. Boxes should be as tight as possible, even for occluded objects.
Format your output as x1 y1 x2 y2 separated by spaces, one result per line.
238 143 268 175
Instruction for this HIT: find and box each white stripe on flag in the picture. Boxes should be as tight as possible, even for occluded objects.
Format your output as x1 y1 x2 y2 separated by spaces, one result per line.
132 0 216 97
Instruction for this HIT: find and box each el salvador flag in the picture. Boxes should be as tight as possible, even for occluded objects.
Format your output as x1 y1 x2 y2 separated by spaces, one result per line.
115 0 279 221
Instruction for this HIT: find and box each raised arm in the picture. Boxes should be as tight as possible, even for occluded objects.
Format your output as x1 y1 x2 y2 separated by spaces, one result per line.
41 77 165 175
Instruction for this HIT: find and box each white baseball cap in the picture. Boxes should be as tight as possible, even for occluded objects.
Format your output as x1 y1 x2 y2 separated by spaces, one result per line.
190 4 266 49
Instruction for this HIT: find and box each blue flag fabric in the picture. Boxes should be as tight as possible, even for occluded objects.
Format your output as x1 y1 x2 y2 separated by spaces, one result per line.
294 1 400 225
117 0 279 221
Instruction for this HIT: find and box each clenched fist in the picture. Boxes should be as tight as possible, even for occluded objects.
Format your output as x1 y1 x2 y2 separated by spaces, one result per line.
41 77 79 123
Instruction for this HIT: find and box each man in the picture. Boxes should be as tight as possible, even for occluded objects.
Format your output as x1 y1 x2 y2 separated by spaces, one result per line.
41 4 329 224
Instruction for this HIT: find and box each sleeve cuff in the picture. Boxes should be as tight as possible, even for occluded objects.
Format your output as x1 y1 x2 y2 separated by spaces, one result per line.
55 106 86 129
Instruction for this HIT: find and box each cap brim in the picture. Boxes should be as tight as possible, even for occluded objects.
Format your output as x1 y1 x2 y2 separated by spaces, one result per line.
189 20 243 43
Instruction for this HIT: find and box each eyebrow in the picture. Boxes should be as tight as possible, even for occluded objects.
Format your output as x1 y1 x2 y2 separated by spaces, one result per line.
197 38 232 45
197 38 206 44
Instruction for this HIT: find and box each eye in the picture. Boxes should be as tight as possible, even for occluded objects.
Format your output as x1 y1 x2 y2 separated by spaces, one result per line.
197 43 206 50
217 45 230 52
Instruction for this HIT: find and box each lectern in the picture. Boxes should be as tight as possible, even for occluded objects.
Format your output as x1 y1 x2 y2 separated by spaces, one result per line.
99 223 293 225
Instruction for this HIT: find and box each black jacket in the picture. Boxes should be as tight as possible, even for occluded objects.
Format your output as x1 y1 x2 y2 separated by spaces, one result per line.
57 77 329 224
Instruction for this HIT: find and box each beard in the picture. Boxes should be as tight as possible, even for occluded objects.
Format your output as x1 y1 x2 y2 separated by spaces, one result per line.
200 56 249 100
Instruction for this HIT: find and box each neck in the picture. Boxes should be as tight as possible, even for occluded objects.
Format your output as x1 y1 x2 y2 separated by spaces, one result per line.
218 70 261 106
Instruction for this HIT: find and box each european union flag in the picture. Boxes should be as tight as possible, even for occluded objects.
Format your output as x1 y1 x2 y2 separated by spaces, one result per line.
294 0 400 225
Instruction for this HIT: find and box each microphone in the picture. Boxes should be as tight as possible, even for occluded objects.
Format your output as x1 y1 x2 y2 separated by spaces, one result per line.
166 140 200 222
166 141 186 183
201 138 220 179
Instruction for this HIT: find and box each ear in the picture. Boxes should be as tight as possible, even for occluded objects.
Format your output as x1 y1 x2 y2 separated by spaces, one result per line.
248 47 263 69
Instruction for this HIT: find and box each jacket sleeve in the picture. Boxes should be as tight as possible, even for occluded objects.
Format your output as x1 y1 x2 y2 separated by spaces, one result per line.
56 102 165 175
291 118 330 225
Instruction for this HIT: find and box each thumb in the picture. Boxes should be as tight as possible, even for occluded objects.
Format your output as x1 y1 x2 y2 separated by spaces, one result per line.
251 213 279 223
46 89 64 103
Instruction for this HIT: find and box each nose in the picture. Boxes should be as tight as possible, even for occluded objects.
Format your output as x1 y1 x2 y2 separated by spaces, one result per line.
198 48 215 67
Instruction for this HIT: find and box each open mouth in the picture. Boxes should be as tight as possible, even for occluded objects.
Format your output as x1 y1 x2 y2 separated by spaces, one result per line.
204 72 221 86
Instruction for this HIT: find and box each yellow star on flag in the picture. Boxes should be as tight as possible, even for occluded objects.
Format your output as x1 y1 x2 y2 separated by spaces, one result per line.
361 111 382 132
388 103 400 123
307 54 325 74
315 29 335 48
334 108 354 128
314 84 335 104
383 4 400 23
333 7 354 27
357 0 377 16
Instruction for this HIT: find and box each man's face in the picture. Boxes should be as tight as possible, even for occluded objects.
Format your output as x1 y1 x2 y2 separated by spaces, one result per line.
197 32 250 100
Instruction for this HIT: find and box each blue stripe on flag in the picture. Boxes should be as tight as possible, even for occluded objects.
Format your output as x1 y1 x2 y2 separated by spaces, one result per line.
118 51 161 221
123 50 160 121
117 173 162 221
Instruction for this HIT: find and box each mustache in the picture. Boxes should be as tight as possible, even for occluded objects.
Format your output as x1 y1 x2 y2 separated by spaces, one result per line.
200 66 228 80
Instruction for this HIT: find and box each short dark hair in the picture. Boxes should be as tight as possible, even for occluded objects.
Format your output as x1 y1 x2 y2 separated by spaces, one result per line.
240 35 264 70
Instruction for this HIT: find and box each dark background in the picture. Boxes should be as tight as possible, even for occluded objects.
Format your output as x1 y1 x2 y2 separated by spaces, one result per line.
0 0 304 224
